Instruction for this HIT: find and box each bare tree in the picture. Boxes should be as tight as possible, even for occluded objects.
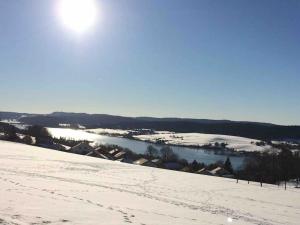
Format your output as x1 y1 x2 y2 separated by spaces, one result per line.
160 146 178 162
145 145 158 159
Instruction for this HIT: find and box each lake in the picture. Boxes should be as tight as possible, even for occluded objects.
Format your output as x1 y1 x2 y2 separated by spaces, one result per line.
48 128 246 169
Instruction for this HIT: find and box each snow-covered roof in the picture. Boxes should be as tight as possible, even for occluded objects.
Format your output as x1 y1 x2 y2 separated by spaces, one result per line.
114 151 126 159
210 167 230 175
72 142 93 149
133 158 148 165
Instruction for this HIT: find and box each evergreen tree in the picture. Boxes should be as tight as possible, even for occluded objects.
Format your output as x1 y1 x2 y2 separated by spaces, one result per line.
4 125 18 141
190 160 200 171
224 157 234 174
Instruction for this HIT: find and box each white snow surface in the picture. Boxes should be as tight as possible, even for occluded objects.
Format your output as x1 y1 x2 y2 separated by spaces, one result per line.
48 128 101 141
134 132 271 152
86 128 130 136
0 141 299 225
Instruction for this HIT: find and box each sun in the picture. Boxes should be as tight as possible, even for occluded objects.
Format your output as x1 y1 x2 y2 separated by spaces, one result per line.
57 0 99 34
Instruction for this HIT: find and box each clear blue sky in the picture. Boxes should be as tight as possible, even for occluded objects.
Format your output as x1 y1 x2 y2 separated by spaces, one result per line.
0 0 299 125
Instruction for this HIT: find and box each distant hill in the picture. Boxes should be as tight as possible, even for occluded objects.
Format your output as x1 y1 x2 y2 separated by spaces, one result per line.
1 111 300 141
0 111 34 120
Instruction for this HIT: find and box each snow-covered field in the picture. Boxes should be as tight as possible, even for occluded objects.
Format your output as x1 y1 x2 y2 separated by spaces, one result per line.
0 141 299 225
0 120 29 130
134 132 272 152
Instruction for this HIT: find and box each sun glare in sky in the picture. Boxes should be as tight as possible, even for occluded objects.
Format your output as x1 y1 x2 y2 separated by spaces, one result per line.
57 0 99 34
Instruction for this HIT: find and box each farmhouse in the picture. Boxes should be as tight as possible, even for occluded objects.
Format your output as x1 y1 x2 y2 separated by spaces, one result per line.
196 168 213 176
133 158 157 167
70 142 94 155
113 151 127 160
210 167 233 178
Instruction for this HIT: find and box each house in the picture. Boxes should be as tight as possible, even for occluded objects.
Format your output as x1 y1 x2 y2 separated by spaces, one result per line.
95 147 119 160
28 134 67 151
60 144 71 151
151 158 163 167
94 147 109 155
133 158 157 167
133 158 148 166
52 143 69 151
114 151 133 163
70 142 94 155
210 167 233 178
108 149 119 156
86 149 112 160
163 162 184 171
181 166 191 172
222 174 235 179
21 135 34 145
113 151 127 160
196 168 213 176
36 136 54 147
115 158 133 164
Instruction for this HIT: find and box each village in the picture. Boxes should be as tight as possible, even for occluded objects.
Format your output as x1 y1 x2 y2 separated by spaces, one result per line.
62 141 235 178
0 123 235 179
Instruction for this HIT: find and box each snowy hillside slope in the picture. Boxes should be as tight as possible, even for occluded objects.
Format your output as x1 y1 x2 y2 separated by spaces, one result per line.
134 132 272 152
0 141 299 225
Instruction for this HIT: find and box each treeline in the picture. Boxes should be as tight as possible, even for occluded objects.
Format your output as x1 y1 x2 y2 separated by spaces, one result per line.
145 145 179 162
144 145 234 173
238 149 300 188
0 123 52 145
0 122 19 141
